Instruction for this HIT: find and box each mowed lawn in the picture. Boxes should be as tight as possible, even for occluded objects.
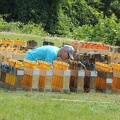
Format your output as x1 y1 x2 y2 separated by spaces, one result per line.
0 88 120 120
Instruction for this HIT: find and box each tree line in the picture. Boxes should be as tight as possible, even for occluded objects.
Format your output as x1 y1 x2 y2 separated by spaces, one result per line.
0 0 120 45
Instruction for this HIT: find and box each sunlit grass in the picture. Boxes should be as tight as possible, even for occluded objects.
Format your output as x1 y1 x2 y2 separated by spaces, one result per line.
0 88 120 120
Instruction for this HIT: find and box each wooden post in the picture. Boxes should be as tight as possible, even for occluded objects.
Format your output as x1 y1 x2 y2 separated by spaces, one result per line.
97 70 113 93
52 68 70 93
89 71 97 93
39 69 53 92
10 68 24 90
85 70 97 93
77 70 85 93
22 68 40 91
70 70 85 93
112 70 120 94
70 70 78 92
0 67 24 90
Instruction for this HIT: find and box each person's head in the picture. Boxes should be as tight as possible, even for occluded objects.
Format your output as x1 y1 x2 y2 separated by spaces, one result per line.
58 45 75 62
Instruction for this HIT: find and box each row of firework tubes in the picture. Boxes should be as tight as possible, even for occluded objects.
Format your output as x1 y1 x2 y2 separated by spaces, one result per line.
0 38 26 46
8 58 69 70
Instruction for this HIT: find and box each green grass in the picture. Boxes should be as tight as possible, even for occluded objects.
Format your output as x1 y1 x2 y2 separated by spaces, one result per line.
0 88 120 120
0 32 74 47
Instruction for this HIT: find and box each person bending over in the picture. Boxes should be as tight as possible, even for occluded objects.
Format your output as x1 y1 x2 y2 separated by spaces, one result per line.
24 45 74 64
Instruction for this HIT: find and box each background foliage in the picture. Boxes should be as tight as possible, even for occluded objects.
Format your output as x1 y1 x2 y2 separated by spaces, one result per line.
0 0 120 45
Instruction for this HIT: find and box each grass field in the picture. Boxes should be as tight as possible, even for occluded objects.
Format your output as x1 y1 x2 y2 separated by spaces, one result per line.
0 32 120 120
0 88 120 120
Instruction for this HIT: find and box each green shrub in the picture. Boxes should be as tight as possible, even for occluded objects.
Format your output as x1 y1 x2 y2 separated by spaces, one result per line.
88 14 120 45
21 22 47 36
0 20 47 36
0 21 19 32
